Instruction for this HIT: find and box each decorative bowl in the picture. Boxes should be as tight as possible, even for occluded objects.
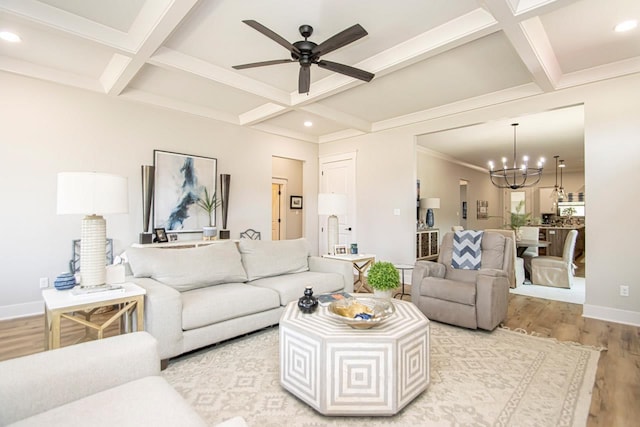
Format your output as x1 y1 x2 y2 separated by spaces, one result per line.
326 297 395 329
54 272 76 290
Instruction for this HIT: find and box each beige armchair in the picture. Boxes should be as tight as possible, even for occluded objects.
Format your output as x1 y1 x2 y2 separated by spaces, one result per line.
531 229 578 288
411 231 513 331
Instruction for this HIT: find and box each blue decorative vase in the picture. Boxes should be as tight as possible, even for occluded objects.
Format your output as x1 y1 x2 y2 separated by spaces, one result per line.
298 286 318 314
426 208 434 228
54 272 76 290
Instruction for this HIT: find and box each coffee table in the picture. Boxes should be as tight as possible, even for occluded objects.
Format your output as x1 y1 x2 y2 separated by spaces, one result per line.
279 297 430 416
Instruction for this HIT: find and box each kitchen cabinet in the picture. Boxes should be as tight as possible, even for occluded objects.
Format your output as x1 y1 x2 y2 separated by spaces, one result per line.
538 226 584 260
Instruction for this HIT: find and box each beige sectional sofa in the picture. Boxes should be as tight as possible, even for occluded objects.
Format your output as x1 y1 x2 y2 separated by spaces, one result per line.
0 331 247 427
126 238 353 361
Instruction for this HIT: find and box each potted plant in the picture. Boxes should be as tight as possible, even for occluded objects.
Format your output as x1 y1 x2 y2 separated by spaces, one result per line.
196 187 221 240
366 261 399 299
510 200 531 240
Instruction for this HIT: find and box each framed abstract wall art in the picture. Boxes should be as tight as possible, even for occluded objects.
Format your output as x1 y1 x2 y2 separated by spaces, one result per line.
153 150 217 233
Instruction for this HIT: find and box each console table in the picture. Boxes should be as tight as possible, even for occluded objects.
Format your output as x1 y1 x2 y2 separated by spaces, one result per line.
417 229 439 260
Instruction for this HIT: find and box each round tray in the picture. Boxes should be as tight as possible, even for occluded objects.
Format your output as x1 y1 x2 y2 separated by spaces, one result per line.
326 297 395 329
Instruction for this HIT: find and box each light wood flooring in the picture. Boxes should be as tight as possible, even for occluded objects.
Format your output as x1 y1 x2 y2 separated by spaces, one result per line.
0 292 637 426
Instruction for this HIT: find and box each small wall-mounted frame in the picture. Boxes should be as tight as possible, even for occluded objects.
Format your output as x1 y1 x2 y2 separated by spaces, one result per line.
154 227 168 243
334 244 348 255
477 200 488 219
290 195 303 209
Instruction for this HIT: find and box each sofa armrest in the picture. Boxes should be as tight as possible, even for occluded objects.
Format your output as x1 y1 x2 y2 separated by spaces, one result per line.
308 256 354 293
475 273 510 330
0 332 159 425
411 261 446 301
477 268 508 278
128 277 184 360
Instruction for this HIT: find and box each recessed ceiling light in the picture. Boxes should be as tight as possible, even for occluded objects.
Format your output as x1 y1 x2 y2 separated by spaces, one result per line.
0 31 21 43
614 19 638 32
303 121 313 127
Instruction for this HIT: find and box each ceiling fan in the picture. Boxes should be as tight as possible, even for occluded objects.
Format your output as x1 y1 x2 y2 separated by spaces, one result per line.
232 20 375 94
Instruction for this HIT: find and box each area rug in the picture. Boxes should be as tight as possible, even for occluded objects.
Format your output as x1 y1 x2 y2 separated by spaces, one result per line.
510 277 586 304
162 323 600 426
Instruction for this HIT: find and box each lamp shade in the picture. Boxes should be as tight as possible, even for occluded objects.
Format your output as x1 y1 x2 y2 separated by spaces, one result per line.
57 172 128 215
425 198 440 209
318 193 347 215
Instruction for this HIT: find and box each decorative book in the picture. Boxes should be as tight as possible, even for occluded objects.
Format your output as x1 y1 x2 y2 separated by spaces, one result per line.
316 291 353 306
70 284 125 298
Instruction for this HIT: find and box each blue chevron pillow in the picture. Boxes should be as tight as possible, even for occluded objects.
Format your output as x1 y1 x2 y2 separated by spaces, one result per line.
452 230 483 270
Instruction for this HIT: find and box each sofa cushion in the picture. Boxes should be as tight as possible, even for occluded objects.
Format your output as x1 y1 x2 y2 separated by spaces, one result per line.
420 277 476 306
181 283 280 330
238 238 310 281
249 271 345 305
126 242 247 292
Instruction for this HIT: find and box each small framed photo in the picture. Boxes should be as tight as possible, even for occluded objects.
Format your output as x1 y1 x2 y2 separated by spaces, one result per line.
334 244 348 255
154 227 168 243
290 195 303 209
168 233 178 242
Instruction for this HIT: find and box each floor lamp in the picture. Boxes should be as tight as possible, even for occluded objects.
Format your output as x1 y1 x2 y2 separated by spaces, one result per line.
57 172 128 288
318 193 347 255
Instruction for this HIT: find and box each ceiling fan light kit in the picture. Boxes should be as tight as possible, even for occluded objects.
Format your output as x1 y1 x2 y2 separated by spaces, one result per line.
488 123 544 190
233 20 375 94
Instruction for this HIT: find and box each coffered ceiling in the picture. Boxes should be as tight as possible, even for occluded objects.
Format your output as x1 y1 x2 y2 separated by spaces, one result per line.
1 0 638 171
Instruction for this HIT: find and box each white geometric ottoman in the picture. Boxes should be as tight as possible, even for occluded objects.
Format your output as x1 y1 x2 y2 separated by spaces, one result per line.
279 298 430 416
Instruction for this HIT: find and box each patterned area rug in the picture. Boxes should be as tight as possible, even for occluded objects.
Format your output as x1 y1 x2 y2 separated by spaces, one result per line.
162 322 600 426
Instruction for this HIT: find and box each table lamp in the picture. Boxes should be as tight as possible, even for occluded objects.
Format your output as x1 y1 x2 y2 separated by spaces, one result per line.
425 197 440 228
318 193 347 255
57 172 128 288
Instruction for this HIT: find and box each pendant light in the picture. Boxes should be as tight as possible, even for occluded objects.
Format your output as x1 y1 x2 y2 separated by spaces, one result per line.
488 123 544 189
549 155 566 202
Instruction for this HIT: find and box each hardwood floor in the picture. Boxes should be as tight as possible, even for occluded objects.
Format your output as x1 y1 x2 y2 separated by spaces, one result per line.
0 296 637 426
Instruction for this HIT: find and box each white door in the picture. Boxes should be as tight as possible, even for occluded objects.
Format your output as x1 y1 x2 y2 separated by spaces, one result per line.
319 152 356 255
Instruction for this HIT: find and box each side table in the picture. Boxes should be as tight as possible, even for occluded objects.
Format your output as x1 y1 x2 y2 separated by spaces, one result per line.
42 282 146 350
322 253 376 292
393 264 414 300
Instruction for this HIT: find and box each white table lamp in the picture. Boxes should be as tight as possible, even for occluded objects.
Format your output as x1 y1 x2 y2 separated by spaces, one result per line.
318 193 347 255
57 172 128 288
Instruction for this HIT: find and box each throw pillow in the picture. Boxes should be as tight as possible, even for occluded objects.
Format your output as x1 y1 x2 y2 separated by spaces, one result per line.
452 230 483 270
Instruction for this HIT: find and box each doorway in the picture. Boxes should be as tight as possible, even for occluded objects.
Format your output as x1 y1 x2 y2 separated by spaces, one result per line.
271 180 287 240
459 179 468 229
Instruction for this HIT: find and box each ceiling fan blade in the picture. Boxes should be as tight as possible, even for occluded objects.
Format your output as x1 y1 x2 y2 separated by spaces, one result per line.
312 24 368 57
317 60 374 82
232 59 295 69
299 66 311 94
242 20 300 55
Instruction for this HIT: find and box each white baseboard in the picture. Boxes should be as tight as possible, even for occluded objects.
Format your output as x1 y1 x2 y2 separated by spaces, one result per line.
583 304 640 327
0 301 44 321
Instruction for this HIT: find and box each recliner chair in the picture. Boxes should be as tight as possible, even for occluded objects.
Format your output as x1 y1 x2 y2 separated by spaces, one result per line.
411 231 513 330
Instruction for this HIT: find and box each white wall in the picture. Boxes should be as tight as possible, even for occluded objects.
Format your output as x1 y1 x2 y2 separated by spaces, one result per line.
0 72 319 319
319 72 640 326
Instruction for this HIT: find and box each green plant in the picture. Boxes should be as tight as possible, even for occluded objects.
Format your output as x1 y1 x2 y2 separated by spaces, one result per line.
367 261 400 291
196 187 221 227
509 200 531 230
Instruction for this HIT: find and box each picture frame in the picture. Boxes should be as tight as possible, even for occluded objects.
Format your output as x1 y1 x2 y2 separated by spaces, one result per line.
168 233 178 242
154 227 168 243
290 195 303 209
153 150 217 233
477 200 489 220
334 244 348 255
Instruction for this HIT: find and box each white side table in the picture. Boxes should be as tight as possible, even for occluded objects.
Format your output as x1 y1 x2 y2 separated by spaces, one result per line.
322 253 376 292
42 282 146 350
393 263 414 300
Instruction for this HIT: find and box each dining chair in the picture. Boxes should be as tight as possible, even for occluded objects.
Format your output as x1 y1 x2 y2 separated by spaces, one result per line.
531 230 578 288
451 226 464 231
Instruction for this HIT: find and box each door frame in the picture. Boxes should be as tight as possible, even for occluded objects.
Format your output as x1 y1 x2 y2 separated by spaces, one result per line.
272 178 288 240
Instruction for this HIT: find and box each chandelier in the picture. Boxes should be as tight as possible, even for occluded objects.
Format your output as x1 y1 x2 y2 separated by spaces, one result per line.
488 123 544 190
550 155 567 202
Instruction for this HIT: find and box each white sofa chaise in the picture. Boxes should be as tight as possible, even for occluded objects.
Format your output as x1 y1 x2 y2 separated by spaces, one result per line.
0 332 247 427
126 238 353 361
